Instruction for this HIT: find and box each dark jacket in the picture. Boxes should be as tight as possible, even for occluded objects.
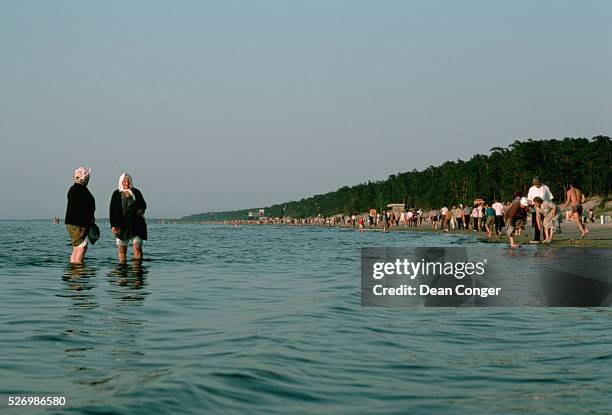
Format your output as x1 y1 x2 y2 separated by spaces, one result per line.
109 188 147 240
505 198 526 225
65 183 95 227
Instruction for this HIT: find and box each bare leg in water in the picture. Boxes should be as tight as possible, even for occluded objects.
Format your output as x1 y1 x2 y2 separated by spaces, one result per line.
133 241 143 260
70 245 87 265
117 245 127 264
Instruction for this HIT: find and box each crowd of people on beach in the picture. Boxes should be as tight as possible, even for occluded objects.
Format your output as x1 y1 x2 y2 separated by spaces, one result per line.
396 177 591 247
64 167 147 265
218 176 594 249
392 177 591 247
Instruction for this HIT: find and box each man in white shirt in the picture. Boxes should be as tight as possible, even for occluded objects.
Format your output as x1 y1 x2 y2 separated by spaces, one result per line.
527 177 554 243
491 199 505 236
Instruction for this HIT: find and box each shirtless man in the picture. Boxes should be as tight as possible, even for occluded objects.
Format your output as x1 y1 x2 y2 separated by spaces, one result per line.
562 183 589 238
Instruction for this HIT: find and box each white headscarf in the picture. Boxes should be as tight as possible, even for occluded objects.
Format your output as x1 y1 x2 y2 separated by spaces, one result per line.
118 173 135 199
74 167 91 185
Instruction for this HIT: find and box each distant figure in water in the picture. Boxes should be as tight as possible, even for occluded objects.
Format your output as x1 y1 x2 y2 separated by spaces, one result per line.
110 173 148 263
562 182 589 238
65 167 95 264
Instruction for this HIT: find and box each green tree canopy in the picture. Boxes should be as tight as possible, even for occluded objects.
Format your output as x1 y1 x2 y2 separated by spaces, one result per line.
182 136 611 221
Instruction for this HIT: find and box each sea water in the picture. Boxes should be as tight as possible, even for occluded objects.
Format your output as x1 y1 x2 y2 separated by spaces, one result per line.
1 221 611 414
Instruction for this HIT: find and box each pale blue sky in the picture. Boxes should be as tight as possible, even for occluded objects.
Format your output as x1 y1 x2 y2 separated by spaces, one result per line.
1 1 611 218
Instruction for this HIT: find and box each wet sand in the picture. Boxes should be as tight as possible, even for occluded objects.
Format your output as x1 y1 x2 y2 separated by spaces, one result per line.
382 220 612 248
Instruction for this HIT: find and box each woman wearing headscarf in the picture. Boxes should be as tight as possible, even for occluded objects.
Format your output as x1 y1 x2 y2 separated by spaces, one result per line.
65 167 96 264
109 173 147 263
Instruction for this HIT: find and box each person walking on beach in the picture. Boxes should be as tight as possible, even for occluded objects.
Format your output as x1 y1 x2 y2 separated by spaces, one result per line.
479 204 486 231
406 210 413 227
492 199 504 236
455 205 463 229
484 203 496 238
527 177 553 243
65 167 96 265
463 205 471 231
429 208 438 231
110 173 148 263
381 211 389 233
562 183 589 238
472 205 479 231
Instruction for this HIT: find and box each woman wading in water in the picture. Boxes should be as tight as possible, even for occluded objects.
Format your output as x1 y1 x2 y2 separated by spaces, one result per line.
65 167 96 264
110 173 147 263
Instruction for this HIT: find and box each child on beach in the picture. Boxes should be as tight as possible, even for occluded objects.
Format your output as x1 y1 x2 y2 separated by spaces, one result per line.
485 203 496 238
532 197 559 243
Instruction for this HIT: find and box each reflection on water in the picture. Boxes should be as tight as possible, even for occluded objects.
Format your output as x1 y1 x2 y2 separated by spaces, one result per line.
104 261 151 383
107 260 149 298
60 264 98 309
62 264 96 287
57 261 152 391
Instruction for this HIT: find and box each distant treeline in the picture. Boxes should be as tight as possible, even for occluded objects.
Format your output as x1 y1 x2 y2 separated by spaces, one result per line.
182 136 611 221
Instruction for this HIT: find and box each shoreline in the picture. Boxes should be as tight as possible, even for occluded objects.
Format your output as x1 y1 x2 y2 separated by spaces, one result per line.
383 221 612 248
188 220 612 248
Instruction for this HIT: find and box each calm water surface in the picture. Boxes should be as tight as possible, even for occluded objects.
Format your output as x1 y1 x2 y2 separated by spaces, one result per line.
1 221 610 414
